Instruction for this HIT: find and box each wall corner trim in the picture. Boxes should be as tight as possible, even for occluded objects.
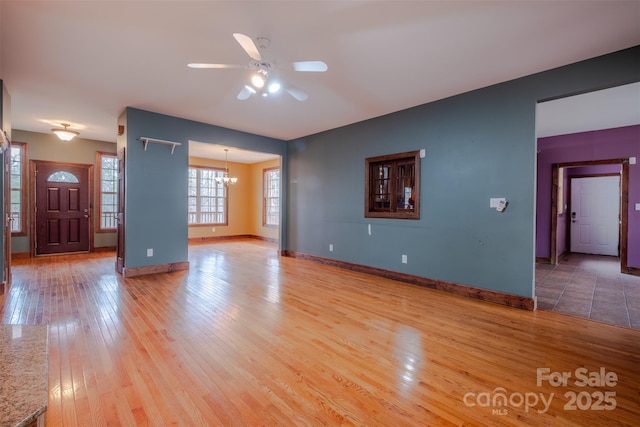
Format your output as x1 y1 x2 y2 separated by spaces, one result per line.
121 261 189 278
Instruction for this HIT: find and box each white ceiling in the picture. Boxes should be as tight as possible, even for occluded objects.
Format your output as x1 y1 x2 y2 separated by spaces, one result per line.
537 82 640 138
189 141 278 164
1 1 639 161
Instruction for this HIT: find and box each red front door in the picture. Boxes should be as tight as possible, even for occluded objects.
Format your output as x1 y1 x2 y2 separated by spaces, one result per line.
34 161 91 255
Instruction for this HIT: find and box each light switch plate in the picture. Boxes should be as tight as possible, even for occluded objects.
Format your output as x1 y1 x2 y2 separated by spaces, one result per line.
635 203 640 211
490 197 506 208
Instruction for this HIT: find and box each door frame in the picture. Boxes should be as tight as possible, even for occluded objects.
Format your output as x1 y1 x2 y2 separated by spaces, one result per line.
116 148 125 273
1 130 11 294
30 160 94 257
550 158 629 272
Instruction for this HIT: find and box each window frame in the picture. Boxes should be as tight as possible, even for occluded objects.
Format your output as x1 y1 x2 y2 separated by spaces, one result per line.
96 151 118 232
365 150 420 220
263 167 280 227
188 165 228 226
10 142 27 235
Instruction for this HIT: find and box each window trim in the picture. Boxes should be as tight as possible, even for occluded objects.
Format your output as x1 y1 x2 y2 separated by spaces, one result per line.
188 165 228 226
10 142 27 235
263 167 280 227
96 151 118 232
365 150 420 220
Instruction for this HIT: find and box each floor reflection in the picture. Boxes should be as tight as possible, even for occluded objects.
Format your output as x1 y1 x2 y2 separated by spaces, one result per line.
393 325 424 396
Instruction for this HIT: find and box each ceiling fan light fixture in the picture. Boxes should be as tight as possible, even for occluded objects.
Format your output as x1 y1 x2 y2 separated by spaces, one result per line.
51 123 79 141
268 81 281 94
251 73 265 88
189 32 326 101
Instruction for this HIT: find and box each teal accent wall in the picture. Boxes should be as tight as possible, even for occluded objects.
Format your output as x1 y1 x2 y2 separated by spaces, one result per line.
120 107 287 270
287 46 640 298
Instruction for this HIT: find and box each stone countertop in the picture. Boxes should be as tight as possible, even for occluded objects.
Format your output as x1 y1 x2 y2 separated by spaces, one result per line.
0 325 48 427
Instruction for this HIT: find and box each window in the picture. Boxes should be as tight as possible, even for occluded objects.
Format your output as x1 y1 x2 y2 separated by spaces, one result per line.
188 166 227 225
365 151 420 219
263 168 280 227
97 152 118 231
10 142 26 234
47 171 79 183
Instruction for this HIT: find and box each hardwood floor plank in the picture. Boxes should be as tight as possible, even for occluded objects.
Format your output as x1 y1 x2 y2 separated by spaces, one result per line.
2 241 639 426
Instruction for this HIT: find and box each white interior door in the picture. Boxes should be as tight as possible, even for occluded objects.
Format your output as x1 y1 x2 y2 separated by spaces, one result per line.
570 176 620 256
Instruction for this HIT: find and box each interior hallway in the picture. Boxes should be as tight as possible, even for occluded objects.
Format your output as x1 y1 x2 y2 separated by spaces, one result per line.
535 253 640 329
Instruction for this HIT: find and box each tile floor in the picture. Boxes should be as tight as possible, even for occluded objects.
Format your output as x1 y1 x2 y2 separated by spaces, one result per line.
535 253 640 329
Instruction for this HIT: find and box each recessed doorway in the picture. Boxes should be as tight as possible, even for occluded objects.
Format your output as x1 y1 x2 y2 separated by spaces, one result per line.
30 160 93 256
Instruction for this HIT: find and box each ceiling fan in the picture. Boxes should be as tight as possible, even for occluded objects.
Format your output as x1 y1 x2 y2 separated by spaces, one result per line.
188 33 327 101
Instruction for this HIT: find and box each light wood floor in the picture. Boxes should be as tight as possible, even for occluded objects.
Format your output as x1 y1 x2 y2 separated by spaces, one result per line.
1 239 639 426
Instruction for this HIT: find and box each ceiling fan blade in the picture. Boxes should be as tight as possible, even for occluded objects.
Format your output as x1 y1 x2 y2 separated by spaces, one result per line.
292 61 328 72
188 63 245 69
237 85 255 100
285 86 308 101
233 33 262 61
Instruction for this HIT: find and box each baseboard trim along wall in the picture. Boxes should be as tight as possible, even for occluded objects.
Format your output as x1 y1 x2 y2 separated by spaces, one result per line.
188 235 278 244
122 261 190 278
282 250 537 311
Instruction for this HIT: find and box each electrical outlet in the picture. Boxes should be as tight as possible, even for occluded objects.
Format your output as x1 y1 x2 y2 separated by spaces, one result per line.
211 227 216 232
329 244 334 252
147 248 153 257
402 254 407 264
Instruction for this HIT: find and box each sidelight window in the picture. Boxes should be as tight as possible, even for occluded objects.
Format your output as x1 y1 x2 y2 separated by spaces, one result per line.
10 142 26 234
97 152 118 231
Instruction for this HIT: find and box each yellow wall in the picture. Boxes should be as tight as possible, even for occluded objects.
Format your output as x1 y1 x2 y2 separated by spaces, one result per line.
188 156 280 242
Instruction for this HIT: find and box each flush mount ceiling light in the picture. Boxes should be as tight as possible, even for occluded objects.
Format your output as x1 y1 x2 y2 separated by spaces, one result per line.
51 123 79 141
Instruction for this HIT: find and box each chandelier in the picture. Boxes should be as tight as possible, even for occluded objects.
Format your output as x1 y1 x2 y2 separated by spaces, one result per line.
215 149 238 186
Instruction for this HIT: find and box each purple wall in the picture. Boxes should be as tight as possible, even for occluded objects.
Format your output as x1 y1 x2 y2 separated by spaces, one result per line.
536 125 640 268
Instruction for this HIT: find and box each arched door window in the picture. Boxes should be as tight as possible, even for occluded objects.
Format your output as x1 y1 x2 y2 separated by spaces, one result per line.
47 171 79 183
